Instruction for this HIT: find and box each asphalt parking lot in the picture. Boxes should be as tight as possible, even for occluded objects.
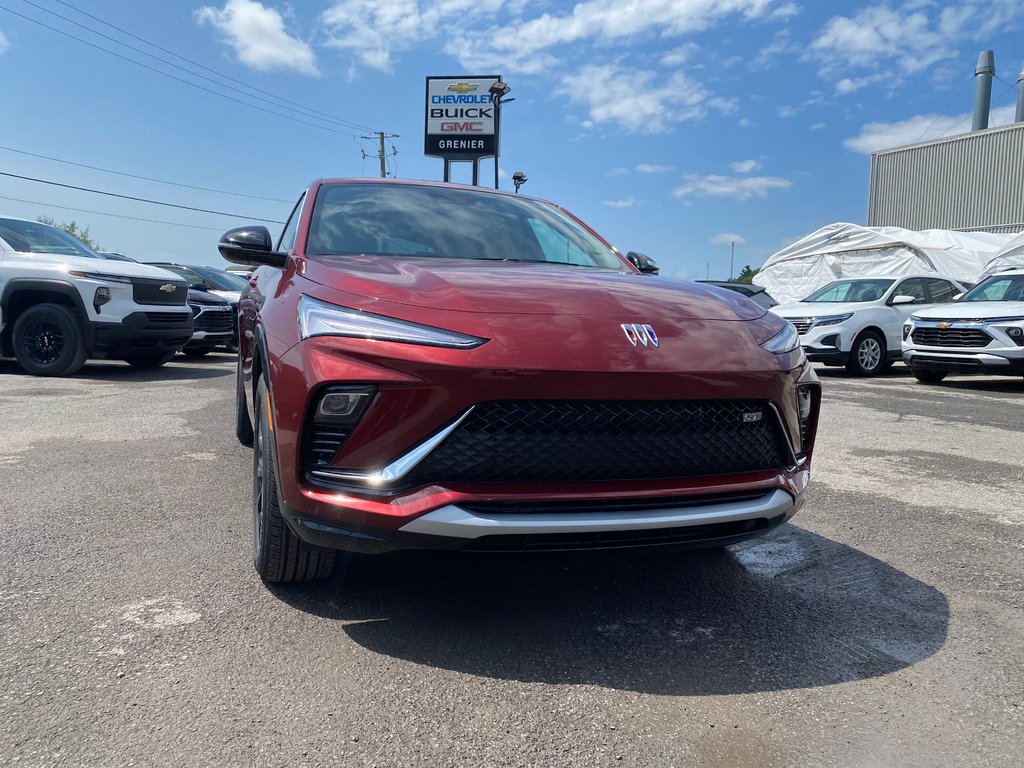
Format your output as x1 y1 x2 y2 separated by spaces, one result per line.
1 357 1021 767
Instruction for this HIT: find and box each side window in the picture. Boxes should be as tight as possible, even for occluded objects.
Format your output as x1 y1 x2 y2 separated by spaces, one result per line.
276 193 306 253
894 278 927 303
528 219 595 265
925 278 955 303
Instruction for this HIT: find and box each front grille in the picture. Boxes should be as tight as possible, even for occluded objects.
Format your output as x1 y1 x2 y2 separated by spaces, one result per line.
144 311 189 323
911 327 992 348
461 490 768 515
133 278 188 306
788 318 812 335
406 400 792 485
191 305 233 333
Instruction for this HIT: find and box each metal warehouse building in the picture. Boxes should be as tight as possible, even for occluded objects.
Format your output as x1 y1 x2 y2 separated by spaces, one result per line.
867 121 1024 235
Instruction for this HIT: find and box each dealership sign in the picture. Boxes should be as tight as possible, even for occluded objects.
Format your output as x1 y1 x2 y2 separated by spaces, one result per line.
424 75 500 159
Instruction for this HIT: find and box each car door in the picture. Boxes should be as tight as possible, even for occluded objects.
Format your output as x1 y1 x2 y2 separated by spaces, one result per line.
886 278 928 349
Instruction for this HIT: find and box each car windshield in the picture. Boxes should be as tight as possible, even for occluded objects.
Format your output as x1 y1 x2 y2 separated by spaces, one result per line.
190 266 248 291
961 274 1024 302
305 183 625 269
0 218 100 258
803 279 894 302
153 264 206 289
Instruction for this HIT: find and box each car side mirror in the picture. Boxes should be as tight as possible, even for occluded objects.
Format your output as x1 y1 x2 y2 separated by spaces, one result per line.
218 226 288 268
626 251 660 275
890 294 917 305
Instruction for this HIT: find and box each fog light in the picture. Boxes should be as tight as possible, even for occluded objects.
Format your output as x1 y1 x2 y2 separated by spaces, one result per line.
94 286 112 312
903 324 912 341
313 385 376 424
1007 327 1024 346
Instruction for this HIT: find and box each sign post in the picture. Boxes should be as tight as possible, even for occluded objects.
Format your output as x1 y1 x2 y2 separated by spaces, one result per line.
424 75 501 185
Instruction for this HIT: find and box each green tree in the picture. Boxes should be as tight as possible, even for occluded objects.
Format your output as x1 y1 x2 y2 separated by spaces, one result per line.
36 216 101 251
735 265 760 284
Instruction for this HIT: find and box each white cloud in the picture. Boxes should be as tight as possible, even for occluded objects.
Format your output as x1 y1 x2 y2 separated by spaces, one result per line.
635 163 674 174
737 117 752 128
451 0 797 73
730 159 761 173
809 2 1022 83
560 64 733 134
844 104 1016 154
711 233 747 246
777 105 798 119
673 174 793 202
660 42 700 68
0 30 8 54
809 122 827 131
604 196 637 209
196 0 318 75
608 167 631 177
835 74 885 95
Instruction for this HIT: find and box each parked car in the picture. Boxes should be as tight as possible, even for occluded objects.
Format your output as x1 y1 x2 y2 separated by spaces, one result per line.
902 268 1024 382
770 275 965 375
0 216 192 376
183 288 234 357
697 281 779 309
221 178 821 584
146 263 242 351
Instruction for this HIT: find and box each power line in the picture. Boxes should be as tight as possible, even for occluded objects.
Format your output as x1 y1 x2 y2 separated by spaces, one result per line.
0 144 293 203
917 75 973 141
0 194 227 231
0 3 362 138
937 81 1018 139
19 0 376 134
0 171 284 223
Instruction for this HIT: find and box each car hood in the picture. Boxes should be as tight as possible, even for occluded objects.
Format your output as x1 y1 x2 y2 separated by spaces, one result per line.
772 301 869 318
911 301 1024 320
4 250 191 282
299 256 765 321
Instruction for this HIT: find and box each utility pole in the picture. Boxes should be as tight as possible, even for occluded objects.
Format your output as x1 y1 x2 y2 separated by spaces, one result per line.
729 241 735 281
361 132 400 178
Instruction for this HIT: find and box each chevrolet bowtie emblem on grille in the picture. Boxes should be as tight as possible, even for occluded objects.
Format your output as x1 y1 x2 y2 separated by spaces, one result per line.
159 284 177 293
621 323 659 348
447 82 478 93
936 322 951 329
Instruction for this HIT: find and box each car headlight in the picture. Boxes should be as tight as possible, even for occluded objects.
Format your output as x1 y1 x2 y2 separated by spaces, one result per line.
812 313 853 327
67 270 133 284
298 295 488 349
761 322 800 354
903 323 912 340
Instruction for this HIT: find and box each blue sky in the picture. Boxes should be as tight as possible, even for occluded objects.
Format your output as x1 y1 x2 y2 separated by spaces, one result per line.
0 0 1022 278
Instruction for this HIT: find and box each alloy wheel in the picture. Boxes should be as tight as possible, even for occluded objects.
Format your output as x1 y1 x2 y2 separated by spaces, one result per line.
858 337 882 372
23 320 65 365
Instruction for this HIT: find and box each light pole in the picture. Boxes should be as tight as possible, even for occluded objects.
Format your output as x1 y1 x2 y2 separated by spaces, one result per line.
512 171 527 193
729 241 736 281
489 80 514 190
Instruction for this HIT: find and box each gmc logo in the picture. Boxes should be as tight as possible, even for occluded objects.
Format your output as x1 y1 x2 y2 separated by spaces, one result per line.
440 122 484 133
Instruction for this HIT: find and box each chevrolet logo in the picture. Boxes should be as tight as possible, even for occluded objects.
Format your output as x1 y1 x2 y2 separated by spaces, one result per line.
937 322 951 329
159 284 178 293
447 82 478 93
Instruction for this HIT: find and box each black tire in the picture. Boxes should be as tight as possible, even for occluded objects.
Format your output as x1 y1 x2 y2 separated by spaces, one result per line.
845 331 886 376
235 355 254 447
124 350 176 368
911 368 948 384
253 377 335 583
182 347 211 358
12 303 89 377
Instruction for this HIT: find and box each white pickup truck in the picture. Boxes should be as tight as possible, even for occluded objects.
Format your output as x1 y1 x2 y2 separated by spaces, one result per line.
770 274 965 375
0 216 193 376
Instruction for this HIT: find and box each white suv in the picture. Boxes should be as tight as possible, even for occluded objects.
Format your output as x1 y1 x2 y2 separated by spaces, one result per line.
771 274 964 376
0 217 193 376
902 268 1024 383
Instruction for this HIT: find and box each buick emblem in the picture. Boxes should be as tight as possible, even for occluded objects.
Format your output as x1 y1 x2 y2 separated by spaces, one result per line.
159 283 178 293
620 323 659 348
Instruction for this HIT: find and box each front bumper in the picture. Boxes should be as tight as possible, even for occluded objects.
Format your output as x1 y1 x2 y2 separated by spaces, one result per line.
280 481 806 554
903 348 1024 375
88 312 193 358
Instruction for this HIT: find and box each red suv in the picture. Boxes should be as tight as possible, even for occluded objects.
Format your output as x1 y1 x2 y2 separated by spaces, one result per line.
221 179 820 583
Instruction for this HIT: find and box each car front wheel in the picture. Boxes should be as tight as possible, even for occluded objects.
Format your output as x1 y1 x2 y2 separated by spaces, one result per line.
846 331 886 376
12 303 89 377
252 377 335 583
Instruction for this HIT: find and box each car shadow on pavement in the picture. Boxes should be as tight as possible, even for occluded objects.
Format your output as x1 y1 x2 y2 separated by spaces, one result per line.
0 358 234 381
270 524 949 696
